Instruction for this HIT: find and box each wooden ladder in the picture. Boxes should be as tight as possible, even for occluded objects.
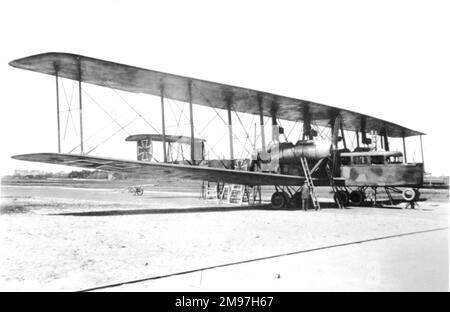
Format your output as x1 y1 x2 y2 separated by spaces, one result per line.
325 163 343 209
300 157 320 210
228 184 247 205
204 181 219 202
220 184 231 201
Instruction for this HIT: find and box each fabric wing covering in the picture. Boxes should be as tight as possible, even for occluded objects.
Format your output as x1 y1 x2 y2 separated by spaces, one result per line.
9 52 423 138
12 153 306 186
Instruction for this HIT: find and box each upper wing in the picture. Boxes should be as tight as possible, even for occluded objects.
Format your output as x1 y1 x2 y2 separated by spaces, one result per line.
9 52 423 137
12 153 305 186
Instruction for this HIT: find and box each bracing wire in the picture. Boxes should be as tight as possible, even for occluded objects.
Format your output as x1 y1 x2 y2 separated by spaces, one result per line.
105 82 161 135
239 113 255 159
60 78 78 138
166 98 188 161
165 93 227 166
64 83 160 162
86 116 142 156
286 120 298 141
193 84 252 157
165 96 228 164
68 119 119 154
82 88 130 136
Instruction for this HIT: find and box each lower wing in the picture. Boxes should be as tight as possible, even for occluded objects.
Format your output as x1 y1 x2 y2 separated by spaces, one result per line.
12 153 306 186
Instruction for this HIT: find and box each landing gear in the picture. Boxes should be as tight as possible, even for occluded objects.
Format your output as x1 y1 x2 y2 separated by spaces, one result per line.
349 190 365 206
271 191 289 209
351 186 420 207
270 184 319 210
291 192 303 206
401 188 420 209
402 188 420 202
333 190 349 207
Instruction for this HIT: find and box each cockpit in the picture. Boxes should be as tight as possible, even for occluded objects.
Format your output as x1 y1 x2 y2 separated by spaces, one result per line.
340 151 404 166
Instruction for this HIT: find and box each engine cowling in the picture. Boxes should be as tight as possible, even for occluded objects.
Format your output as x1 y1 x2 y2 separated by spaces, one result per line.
255 140 332 164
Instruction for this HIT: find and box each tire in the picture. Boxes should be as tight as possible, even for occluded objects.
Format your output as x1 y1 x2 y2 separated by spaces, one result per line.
402 188 416 202
271 191 288 209
334 190 349 207
349 190 365 206
281 191 290 201
281 191 293 208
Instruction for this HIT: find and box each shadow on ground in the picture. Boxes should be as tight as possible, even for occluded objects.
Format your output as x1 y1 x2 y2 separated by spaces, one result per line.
51 202 357 216
50 197 423 216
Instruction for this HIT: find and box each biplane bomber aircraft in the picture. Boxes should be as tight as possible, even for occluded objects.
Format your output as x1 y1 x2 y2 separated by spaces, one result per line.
9 53 426 209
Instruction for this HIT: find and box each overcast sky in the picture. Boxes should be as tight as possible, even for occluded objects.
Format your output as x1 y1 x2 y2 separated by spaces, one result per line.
1 0 449 176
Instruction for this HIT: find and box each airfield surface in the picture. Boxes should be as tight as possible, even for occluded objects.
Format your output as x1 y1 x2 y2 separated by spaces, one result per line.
0 180 448 291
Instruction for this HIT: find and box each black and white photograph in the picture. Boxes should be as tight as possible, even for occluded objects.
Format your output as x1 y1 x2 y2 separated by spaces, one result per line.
0 0 448 295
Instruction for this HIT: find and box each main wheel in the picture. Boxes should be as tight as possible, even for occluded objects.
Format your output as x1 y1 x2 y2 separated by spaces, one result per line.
271 191 289 209
333 190 349 207
349 190 365 206
282 192 292 207
402 188 419 202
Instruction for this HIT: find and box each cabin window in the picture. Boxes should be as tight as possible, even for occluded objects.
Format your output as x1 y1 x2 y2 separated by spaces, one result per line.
371 156 385 165
341 156 351 165
353 156 368 165
387 156 403 164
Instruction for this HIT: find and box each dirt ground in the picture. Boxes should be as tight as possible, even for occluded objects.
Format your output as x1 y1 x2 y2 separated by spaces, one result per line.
0 181 448 291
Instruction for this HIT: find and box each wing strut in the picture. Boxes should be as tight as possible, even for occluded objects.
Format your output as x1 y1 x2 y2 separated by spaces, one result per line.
355 130 360 148
226 100 235 169
302 104 312 140
160 85 167 162
300 157 320 210
340 122 347 149
419 135 424 164
188 80 195 163
9 52 425 138
257 94 267 157
77 58 84 155
54 63 61 153
402 132 407 163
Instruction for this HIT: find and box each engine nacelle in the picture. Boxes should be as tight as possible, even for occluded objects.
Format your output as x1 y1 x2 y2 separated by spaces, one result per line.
279 141 332 163
254 140 332 165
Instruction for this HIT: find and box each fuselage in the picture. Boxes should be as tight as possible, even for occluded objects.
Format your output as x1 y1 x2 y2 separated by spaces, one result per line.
339 151 423 187
251 141 424 188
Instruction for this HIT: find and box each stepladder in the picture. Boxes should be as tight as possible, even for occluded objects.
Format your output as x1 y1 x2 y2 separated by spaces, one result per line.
220 184 257 205
300 157 320 210
325 163 344 209
203 181 219 202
